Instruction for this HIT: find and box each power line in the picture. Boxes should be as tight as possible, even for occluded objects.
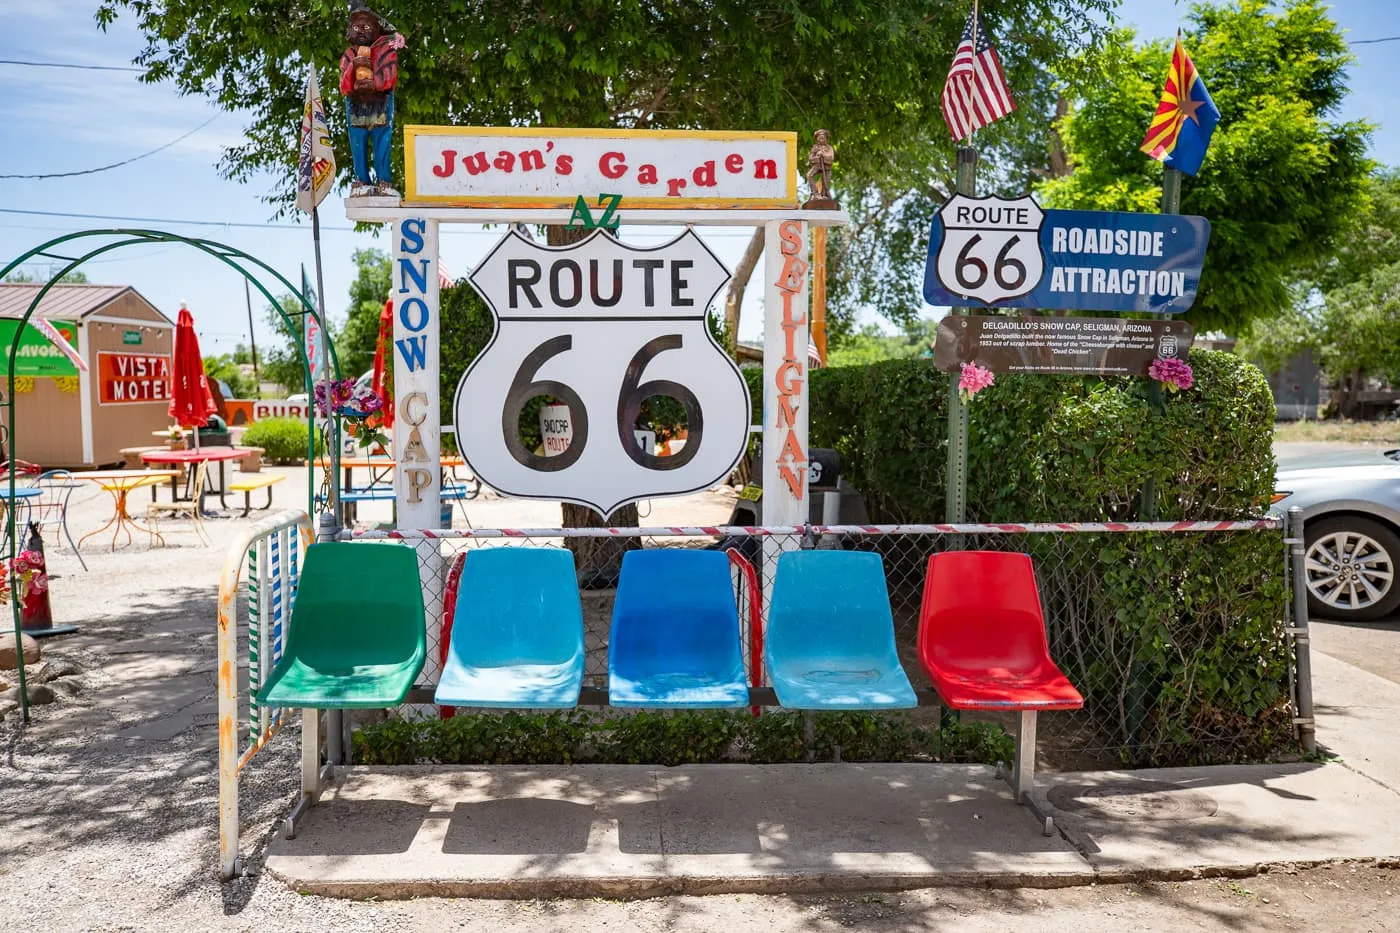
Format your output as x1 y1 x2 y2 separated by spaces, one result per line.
0 115 220 179
0 58 143 72
1352 36 1400 45
0 206 754 236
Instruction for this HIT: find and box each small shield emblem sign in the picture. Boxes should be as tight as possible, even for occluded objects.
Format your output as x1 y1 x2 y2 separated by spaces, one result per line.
934 194 1046 306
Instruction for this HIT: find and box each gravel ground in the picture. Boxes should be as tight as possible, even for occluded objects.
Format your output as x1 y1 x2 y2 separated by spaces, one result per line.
1 467 1397 931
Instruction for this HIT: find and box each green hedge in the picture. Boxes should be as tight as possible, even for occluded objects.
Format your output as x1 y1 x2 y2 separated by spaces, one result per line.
744 349 1275 523
241 417 322 464
744 352 1291 765
353 710 1015 767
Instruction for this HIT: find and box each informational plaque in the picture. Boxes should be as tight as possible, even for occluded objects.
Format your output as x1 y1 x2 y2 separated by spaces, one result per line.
932 315 1194 376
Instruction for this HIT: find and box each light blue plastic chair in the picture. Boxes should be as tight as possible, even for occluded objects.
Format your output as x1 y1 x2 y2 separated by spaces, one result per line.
765 550 917 709
607 549 749 707
434 547 585 708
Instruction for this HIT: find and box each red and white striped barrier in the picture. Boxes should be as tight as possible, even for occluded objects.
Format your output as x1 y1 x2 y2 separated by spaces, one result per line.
346 519 1281 540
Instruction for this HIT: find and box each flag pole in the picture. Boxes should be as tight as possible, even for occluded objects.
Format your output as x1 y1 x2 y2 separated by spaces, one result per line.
312 204 339 521
946 0 980 527
244 278 260 385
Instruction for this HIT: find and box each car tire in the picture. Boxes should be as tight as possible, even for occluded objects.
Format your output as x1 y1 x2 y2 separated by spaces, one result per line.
1303 516 1400 622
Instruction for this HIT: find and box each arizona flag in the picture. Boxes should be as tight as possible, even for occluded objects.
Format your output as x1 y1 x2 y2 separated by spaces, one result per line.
1140 38 1220 176
295 65 336 212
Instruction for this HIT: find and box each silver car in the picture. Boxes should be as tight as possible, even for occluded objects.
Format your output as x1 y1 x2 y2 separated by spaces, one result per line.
1274 447 1400 622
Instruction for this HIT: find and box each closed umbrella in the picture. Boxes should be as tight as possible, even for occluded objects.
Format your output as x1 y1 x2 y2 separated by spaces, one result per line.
168 302 218 450
370 297 395 429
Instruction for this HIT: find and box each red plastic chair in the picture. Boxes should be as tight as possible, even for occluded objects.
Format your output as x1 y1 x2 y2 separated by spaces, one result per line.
917 551 1083 803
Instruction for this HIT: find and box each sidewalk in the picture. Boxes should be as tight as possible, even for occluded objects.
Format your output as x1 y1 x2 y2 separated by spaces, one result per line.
264 646 1400 899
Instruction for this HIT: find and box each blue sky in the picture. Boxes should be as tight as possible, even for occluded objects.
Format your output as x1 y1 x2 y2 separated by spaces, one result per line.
2 0 1396 363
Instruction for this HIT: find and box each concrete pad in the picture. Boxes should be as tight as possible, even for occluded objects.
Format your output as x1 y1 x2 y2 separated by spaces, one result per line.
1035 762 1400 879
265 764 1088 898
1313 650 1400 793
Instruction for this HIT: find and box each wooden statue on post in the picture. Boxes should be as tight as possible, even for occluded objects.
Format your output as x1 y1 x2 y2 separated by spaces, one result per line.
340 1 403 198
803 129 838 209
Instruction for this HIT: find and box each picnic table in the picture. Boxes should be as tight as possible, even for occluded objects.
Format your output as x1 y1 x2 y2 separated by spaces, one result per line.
71 469 181 550
313 455 478 523
140 446 254 510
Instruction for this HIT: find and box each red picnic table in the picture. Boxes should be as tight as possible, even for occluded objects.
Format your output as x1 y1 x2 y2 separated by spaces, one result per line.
140 447 254 511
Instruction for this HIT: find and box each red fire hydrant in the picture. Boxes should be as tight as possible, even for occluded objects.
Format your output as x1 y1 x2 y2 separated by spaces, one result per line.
15 522 52 631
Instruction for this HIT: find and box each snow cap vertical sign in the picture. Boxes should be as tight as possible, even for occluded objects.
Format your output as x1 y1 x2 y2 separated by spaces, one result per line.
392 216 441 529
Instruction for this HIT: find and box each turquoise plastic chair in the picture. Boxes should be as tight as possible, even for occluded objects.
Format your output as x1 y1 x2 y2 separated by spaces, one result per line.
434 547 585 708
765 550 917 709
256 542 426 709
607 549 749 707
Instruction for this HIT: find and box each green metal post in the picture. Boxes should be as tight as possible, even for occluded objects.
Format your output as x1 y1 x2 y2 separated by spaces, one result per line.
945 146 978 525
1138 168 1182 522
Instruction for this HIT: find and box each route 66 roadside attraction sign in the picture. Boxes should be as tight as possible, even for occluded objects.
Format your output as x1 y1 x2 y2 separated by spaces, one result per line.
923 194 1210 314
455 228 750 517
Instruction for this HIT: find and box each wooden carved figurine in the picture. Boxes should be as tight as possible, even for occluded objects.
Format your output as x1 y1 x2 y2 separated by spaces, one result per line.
804 129 838 209
340 1 403 198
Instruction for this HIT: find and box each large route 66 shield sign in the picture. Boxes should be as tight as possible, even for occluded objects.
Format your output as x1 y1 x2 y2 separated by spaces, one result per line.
455 228 750 517
933 194 1045 305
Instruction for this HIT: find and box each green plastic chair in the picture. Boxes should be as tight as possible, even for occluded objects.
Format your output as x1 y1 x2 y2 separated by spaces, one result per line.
256 542 426 709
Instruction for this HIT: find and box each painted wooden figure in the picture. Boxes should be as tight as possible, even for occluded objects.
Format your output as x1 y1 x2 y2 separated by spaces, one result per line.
340 1 404 198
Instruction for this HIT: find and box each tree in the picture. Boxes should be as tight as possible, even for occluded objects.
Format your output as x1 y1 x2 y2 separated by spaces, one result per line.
98 0 1113 343
1239 170 1400 417
1036 1 1373 336
259 293 312 394
203 353 256 398
827 319 937 367
336 248 392 381
4 269 90 284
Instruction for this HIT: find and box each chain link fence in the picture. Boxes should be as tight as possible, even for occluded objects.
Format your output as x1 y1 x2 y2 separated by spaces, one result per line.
347 518 1292 769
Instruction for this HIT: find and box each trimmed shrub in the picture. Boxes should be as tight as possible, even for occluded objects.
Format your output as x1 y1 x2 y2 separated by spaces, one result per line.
743 351 1290 765
241 417 323 464
351 710 1014 767
744 349 1274 523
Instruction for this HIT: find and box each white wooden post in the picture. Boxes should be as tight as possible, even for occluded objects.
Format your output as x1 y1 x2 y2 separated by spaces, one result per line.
391 217 444 692
761 219 810 606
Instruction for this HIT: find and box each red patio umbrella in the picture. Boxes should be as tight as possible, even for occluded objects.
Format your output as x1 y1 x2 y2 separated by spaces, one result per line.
168 302 218 449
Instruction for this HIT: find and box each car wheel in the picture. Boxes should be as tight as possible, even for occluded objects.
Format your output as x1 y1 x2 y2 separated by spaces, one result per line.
1303 516 1400 622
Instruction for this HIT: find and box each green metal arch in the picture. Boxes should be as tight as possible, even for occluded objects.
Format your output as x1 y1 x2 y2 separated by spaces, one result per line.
2 228 344 723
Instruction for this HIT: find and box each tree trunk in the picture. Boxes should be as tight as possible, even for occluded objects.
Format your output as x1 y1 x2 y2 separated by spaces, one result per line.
545 223 641 583
1047 94 1072 179
1339 368 1363 419
723 226 766 356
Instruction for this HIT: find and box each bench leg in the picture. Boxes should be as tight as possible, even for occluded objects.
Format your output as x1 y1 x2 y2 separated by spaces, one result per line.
285 708 323 839
1012 709 1037 803
240 491 252 518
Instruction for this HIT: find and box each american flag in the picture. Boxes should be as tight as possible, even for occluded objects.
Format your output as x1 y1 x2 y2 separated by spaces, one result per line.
941 10 1015 142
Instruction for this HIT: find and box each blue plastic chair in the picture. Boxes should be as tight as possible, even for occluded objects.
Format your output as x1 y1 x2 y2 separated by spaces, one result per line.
765 550 917 709
434 548 585 708
607 549 749 707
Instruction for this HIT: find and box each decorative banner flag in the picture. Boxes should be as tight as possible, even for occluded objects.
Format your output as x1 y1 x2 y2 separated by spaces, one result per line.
295 65 337 213
301 264 324 382
1140 37 1220 176
32 317 87 372
941 9 1016 142
438 258 454 290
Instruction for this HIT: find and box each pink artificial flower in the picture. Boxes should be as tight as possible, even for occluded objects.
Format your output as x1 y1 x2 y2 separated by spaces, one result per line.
958 362 996 401
1149 357 1194 392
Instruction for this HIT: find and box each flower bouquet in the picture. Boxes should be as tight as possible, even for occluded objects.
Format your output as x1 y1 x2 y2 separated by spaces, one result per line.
314 378 389 452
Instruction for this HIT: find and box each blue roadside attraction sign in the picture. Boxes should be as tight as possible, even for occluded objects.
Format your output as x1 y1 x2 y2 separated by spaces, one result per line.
922 194 1211 314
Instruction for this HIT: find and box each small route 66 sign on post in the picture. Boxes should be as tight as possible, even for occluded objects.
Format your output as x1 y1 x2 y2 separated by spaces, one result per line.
454 228 751 517
934 194 1045 305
